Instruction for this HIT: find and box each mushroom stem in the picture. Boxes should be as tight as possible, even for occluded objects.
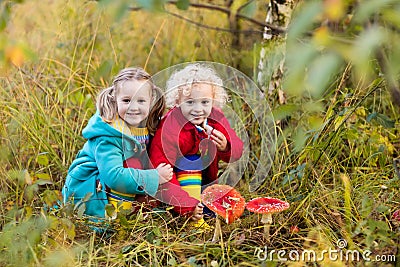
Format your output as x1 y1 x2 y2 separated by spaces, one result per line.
261 213 272 238
212 217 222 242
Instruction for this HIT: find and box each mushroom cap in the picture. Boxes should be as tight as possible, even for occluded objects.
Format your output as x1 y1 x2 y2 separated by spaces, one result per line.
201 184 245 224
392 209 400 222
246 197 289 214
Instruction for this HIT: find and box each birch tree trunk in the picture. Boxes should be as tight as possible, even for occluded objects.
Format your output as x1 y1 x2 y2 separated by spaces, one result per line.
249 0 297 192
257 0 296 105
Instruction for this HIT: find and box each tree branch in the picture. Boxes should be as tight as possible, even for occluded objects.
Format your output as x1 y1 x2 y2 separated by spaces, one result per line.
166 0 285 34
164 10 263 34
128 1 286 35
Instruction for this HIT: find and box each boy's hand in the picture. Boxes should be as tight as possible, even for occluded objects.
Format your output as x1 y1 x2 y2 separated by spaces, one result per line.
206 126 227 152
191 203 204 221
156 163 173 184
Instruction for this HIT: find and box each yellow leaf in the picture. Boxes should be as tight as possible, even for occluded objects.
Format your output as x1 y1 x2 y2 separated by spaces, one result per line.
324 0 345 21
5 46 25 67
313 26 330 47
355 107 366 117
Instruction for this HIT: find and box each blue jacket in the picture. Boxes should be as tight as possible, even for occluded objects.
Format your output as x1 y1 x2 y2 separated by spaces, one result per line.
62 112 159 218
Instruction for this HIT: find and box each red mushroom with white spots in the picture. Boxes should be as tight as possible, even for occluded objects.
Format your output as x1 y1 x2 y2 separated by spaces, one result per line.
246 197 290 237
201 184 246 242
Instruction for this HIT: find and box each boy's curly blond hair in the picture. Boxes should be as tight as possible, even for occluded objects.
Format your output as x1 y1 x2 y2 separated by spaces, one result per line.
165 63 228 108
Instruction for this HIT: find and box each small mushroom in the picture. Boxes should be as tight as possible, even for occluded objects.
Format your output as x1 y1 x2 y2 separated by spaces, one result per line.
246 197 290 238
392 209 400 227
289 225 300 234
201 184 245 242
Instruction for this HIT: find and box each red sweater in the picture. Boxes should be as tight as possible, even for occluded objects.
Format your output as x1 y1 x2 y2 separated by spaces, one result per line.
149 107 244 215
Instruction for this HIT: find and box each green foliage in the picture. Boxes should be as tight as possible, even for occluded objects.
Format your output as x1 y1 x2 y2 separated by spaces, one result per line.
136 0 167 12
285 0 400 104
366 112 396 129
267 0 400 160
238 1 257 18
0 2 11 31
0 217 48 266
175 0 190 11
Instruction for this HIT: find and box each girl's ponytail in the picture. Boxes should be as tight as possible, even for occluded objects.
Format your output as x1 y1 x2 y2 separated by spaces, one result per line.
147 86 165 135
96 86 117 122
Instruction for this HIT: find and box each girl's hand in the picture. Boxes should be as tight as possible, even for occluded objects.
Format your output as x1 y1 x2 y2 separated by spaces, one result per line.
208 127 228 152
191 203 204 221
156 163 173 184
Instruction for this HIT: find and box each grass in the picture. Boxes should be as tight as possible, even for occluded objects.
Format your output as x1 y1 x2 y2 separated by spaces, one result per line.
0 0 399 266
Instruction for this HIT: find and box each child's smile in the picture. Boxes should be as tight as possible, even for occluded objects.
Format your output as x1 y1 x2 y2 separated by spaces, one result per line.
178 83 214 125
116 80 152 127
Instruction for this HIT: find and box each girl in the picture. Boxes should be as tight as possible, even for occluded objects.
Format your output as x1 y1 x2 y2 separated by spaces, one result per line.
62 67 173 218
149 63 244 225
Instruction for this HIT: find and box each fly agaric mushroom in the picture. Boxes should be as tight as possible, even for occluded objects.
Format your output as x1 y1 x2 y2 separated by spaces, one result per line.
201 184 245 242
246 197 290 238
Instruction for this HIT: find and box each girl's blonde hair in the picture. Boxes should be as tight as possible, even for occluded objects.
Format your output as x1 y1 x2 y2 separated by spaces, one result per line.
165 63 228 108
96 67 165 135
